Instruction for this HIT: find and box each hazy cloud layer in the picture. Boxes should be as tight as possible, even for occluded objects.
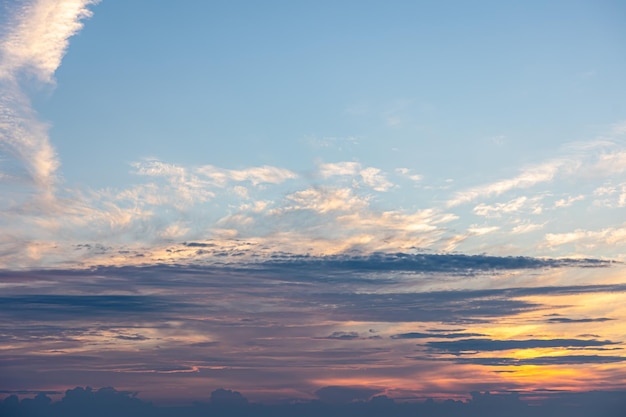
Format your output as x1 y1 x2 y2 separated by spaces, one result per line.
1 259 625 403
2 386 626 417
1 0 626 410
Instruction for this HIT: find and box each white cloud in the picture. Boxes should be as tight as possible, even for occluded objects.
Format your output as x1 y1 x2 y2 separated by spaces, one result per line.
232 186 249 199
511 222 545 234
473 197 529 218
158 222 190 240
553 195 585 209
545 225 626 247
592 183 626 208
395 168 423 183
0 0 98 82
359 167 393 192
447 160 566 207
318 162 393 192
467 225 500 235
0 0 98 196
592 151 626 176
132 159 186 177
0 89 58 193
318 162 360 178
128 160 214 207
197 164 297 186
282 187 369 214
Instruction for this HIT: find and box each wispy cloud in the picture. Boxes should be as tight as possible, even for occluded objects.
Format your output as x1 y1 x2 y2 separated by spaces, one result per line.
196 163 298 186
545 224 626 248
395 167 423 183
318 162 393 192
0 0 97 82
447 160 566 207
1 262 624 402
0 0 98 195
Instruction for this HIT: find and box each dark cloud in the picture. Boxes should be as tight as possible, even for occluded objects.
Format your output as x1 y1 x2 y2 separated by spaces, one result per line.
323 331 360 340
318 291 541 323
261 252 614 273
7 267 625 332
426 338 618 354
392 332 487 339
315 386 381 404
2 387 625 417
114 334 149 341
183 242 217 248
0 295 179 317
1 259 625 405
450 355 626 366
546 317 614 324
210 388 248 405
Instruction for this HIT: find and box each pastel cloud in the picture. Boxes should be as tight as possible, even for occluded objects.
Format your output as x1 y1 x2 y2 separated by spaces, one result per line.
318 162 393 191
283 187 369 214
545 224 626 247
1 261 624 403
0 0 98 82
197 164 298 186
0 0 98 195
447 160 565 207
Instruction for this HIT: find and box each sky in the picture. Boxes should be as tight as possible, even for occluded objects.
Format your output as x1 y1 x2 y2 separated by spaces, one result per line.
1 0 626 412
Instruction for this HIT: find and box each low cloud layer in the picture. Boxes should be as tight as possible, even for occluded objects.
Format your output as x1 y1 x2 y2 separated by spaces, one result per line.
2 386 626 417
1 258 625 403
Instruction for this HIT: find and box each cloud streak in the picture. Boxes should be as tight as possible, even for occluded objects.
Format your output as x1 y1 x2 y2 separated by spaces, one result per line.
0 0 98 195
1 258 625 403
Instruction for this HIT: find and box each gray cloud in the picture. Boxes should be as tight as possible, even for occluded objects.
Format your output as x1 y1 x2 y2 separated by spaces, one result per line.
315 386 382 404
261 252 613 273
426 338 618 354
546 317 614 324
1 257 625 405
323 331 361 340
451 355 626 366
391 332 487 339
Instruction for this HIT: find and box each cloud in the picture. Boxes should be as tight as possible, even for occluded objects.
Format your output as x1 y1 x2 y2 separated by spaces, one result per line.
546 317 614 324
359 167 393 192
473 197 532 218
447 160 565 207
318 162 393 191
0 294 186 320
545 224 626 247
1 262 625 407
426 338 618 354
282 187 369 214
196 164 297 186
451 355 626 366
0 0 98 195
318 162 361 177
511 222 545 234
592 151 626 176
0 0 98 82
395 168 423 183
323 331 360 340
210 388 248 405
391 332 487 339
553 195 585 208
315 386 381 404
3 386 626 416
261 252 609 273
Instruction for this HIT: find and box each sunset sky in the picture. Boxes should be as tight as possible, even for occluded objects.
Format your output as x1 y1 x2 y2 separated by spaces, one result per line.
1 0 626 409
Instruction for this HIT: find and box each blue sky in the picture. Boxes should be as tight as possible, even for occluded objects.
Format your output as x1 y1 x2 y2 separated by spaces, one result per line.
2 0 623 266
1 0 626 409
3 2 626 267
